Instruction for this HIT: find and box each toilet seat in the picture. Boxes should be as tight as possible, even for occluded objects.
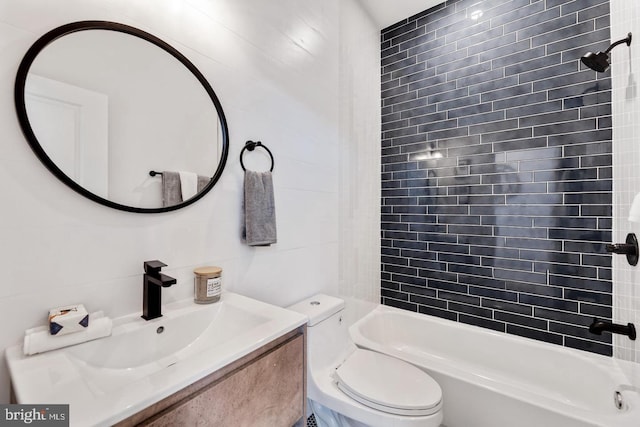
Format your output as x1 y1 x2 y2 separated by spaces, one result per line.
334 349 442 417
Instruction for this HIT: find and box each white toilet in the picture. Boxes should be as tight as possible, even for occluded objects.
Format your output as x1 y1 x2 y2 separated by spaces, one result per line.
288 294 443 427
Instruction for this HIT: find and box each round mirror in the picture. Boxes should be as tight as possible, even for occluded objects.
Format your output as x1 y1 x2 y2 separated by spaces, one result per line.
15 21 229 213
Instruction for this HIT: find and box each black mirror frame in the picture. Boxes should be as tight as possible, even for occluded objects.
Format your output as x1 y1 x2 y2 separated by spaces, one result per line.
14 20 229 213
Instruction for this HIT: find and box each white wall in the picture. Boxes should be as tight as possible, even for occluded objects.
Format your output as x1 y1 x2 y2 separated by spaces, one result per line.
338 1 381 305
0 0 379 404
337 0 382 325
611 0 640 383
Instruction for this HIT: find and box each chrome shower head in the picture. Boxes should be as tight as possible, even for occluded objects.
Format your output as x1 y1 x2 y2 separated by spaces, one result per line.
581 32 632 72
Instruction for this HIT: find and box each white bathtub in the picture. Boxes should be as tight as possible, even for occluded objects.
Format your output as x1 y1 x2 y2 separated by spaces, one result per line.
349 305 640 427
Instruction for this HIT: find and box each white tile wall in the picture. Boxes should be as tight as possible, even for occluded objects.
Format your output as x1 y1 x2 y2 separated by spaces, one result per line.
611 0 640 382
338 0 381 305
0 0 380 404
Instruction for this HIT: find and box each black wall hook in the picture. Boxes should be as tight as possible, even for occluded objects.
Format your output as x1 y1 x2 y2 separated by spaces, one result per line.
240 140 274 172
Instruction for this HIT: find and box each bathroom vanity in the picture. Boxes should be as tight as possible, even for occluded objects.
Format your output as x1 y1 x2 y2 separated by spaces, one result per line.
117 327 305 426
6 293 307 427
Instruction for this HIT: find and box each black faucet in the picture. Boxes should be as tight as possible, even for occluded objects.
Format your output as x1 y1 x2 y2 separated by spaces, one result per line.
142 260 177 320
589 318 636 340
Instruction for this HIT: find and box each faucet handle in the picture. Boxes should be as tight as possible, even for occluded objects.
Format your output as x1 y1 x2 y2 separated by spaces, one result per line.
605 233 638 266
144 260 167 274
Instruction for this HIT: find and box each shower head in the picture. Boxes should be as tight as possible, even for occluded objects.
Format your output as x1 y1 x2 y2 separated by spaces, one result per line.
580 51 611 73
581 32 632 72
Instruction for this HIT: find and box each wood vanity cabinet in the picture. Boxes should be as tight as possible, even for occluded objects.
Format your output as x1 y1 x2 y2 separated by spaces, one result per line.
116 326 306 427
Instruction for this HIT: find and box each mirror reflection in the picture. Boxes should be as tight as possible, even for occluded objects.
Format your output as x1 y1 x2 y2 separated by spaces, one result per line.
17 22 228 212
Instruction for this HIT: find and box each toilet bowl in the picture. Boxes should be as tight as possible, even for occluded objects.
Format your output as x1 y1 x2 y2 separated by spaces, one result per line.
288 294 443 427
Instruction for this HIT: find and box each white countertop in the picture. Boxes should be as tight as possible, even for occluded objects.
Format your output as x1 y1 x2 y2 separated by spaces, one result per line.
6 292 307 426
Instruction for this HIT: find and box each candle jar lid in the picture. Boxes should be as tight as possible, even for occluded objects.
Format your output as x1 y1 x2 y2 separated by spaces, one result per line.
194 266 222 276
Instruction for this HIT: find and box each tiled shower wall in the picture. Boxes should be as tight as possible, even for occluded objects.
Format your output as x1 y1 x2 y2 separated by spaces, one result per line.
380 0 614 356
611 0 640 364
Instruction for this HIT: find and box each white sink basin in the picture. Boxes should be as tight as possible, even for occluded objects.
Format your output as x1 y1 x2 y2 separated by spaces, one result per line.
6 292 307 427
66 299 267 370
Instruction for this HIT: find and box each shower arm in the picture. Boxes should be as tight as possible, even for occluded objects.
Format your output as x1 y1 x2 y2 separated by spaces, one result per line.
605 33 632 54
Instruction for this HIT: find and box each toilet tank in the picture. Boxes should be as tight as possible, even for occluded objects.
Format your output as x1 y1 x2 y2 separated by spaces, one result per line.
288 294 354 371
288 294 344 326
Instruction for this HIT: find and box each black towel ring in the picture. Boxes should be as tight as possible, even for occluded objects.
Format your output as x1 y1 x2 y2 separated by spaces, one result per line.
240 140 274 172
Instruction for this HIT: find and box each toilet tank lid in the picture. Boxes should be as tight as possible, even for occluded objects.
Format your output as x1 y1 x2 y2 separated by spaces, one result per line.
287 294 345 326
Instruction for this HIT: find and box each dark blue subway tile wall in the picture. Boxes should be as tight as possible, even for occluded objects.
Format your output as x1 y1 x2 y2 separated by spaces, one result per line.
380 0 612 356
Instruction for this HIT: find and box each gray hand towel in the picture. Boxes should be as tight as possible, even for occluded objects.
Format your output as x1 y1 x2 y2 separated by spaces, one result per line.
197 176 211 192
243 171 277 246
162 172 211 207
162 171 182 207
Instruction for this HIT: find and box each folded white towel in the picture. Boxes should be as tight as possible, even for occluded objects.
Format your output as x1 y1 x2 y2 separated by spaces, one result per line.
23 312 112 356
179 171 198 201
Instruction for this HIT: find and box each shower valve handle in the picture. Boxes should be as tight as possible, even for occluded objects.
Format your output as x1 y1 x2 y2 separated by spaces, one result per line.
606 233 638 266
606 243 636 254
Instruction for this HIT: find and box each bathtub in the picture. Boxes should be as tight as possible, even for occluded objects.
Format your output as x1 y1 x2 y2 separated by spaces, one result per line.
349 305 640 427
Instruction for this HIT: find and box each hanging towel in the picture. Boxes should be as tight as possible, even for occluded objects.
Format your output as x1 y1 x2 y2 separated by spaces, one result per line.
162 171 182 207
243 170 277 246
197 175 211 192
162 172 211 207
179 171 198 201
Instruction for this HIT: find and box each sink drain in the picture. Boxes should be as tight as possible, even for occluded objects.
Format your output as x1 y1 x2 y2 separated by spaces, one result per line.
156 326 165 334
614 391 624 410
